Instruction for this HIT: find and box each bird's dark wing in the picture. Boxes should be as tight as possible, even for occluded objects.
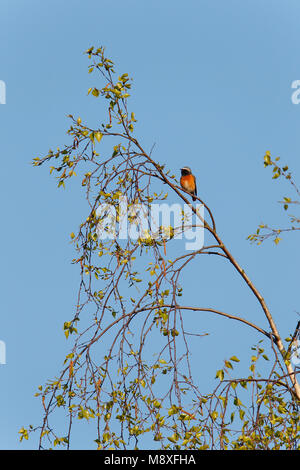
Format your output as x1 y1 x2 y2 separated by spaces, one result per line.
194 176 197 196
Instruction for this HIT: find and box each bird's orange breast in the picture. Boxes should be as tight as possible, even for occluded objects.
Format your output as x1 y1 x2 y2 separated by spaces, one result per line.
180 174 196 192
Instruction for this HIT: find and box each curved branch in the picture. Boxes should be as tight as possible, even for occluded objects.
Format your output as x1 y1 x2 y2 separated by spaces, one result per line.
162 304 273 340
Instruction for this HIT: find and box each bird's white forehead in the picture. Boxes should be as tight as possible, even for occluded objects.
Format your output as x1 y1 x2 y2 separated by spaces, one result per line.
181 167 192 172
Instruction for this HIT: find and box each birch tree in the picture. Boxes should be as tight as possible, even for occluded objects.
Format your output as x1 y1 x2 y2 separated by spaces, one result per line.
20 47 300 450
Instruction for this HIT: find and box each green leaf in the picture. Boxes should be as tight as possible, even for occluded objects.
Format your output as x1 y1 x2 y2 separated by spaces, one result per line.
264 152 271 166
95 131 103 143
168 434 178 444
230 356 240 362
92 88 100 97
225 360 233 369
216 369 224 381
233 397 243 407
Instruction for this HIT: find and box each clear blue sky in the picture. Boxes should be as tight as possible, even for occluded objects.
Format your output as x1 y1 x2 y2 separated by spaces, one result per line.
1 0 300 449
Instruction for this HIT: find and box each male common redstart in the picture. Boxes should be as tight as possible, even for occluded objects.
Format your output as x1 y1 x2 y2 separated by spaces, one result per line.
180 167 197 201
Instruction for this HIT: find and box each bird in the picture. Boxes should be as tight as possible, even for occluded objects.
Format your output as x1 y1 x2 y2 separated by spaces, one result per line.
180 167 197 201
